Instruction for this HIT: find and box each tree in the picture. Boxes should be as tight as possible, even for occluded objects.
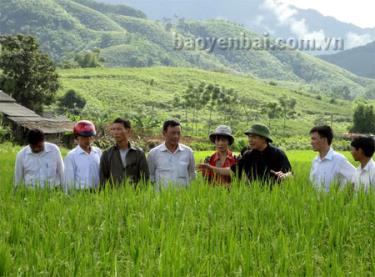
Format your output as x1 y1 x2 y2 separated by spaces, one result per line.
130 112 161 136
364 84 375 100
57 89 86 115
204 84 221 135
351 103 375 134
278 97 297 136
332 85 352 100
74 49 103 68
180 82 210 135
314 116 328 126
262 102 282 129
0 35 59 114
217 87 240 125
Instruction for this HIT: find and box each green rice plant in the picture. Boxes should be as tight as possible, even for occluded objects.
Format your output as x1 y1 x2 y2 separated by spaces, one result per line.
0 145 373 275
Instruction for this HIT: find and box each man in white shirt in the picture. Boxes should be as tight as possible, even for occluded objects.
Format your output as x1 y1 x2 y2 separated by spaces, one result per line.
309 125 355 191
64 120 102 191
147 120 196 189
350 136 375 192
14 129 64 188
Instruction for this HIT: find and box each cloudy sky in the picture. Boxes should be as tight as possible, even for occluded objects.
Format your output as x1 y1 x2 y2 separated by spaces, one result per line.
279 0 375 28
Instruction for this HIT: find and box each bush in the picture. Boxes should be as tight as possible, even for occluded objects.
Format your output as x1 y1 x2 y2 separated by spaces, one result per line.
57 89 86 115
0 115 12 142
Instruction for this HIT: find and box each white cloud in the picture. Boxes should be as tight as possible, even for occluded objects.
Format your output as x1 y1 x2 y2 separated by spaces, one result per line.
278 0 375 29
263 0 297 22
262 0 326 44
346 32 373 49
254 15 264 26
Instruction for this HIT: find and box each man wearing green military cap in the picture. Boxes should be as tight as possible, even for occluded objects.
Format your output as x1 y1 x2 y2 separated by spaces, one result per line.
199 123 292 184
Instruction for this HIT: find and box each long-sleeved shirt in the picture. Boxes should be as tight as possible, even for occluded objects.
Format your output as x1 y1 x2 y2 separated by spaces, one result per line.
100 143 149 186
310 148 356 191
63 145 102 191
14 142 64 188
147 143 196 189
203 150 237 184
352 159 375 192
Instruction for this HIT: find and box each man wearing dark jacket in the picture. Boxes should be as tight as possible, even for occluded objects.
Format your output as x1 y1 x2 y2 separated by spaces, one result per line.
100 118 149 186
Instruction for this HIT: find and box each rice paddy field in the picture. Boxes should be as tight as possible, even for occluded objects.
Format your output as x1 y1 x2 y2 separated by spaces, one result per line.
0 143 374 276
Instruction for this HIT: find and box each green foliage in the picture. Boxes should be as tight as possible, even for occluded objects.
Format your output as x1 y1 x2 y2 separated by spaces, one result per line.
0 244 11 277
0 35 59 114
351 102 375 134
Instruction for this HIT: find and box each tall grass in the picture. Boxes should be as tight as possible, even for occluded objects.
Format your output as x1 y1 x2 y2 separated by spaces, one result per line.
0 145 374 275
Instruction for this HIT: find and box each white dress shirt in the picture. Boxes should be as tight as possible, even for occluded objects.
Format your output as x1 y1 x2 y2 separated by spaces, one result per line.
352 159 375 192
147 143 196 189
14 142 64 188
63 145 102 190
310 148 356 191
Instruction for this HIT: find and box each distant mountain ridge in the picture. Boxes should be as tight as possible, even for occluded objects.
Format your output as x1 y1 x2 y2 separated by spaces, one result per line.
100 0 375 51
319 41 375 78
0 0 373 97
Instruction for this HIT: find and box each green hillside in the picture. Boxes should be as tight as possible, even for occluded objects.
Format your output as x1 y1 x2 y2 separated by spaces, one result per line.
1 0 374 97
58 67 356 139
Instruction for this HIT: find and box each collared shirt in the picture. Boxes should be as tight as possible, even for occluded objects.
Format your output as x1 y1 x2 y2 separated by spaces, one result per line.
100 143 149 186
310 148 356 191
203 150 237 184
231 144 292 184
63 145 102 190
352 159 375 192
14 142 64 188
147 143 196 189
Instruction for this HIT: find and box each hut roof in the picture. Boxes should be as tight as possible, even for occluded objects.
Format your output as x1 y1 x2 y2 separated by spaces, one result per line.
0 91 73 135
7 116 74 134
0 90 16 103
0 102 40 117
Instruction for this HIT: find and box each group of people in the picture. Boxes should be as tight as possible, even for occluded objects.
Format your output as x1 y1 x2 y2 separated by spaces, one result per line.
14 118 375 192
14 118 195 191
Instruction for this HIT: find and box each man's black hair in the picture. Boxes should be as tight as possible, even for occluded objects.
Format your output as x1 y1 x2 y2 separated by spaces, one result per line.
310 125 333 145
113 118 131 129
163 119 181 132
27 129 45 145
351 136 375 158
